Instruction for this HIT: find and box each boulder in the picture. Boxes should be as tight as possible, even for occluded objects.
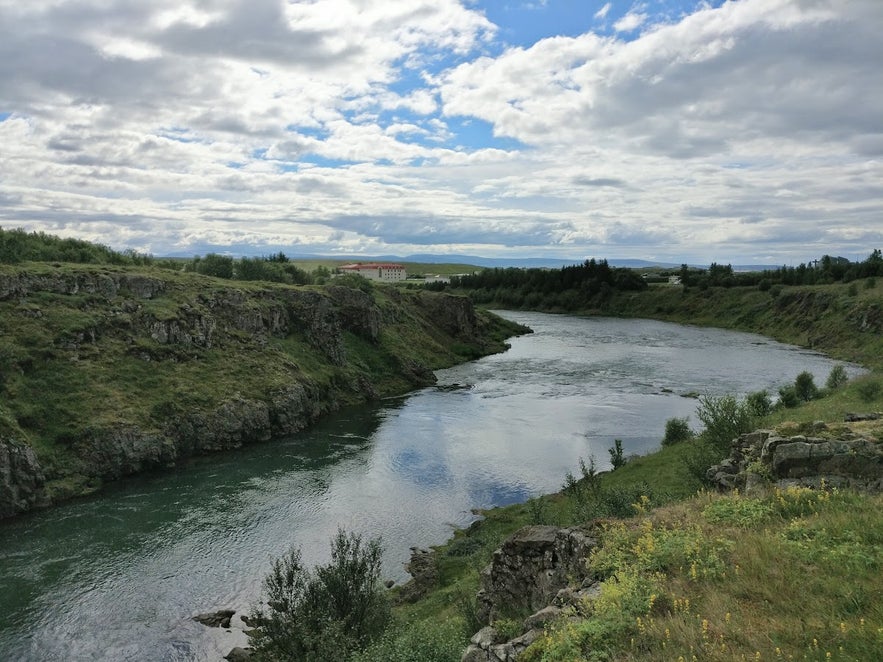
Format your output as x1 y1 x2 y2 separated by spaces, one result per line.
193 609 235 628
477 526 596 624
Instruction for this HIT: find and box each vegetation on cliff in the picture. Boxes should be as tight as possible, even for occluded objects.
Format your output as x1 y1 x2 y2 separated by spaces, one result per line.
0 256 525 517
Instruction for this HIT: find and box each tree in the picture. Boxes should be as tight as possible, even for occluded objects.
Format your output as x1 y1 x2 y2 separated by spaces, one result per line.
250 529 391 661
794 371 819 402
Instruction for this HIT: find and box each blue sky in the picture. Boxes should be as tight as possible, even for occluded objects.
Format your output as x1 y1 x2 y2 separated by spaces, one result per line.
0 1 880 264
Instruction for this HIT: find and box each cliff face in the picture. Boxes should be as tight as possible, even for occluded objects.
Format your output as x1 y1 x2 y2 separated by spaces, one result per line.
0 265 524 518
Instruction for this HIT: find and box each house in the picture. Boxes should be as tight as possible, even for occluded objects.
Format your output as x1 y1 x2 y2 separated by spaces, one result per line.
338 262 407 282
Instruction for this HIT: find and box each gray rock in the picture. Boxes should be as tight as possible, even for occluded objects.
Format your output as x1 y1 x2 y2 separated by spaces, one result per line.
0 439 46 518
224 647 252 661
471 626 501 648
477 526 596 624
193 609 235 628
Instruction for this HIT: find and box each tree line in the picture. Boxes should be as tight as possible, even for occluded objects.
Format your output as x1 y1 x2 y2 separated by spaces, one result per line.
0 227 330 286
678 250 883 289
426 258 647 309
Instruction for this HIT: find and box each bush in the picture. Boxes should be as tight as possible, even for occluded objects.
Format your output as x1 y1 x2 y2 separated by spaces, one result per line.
696 394 755 454
794 371 819 402
745 390 773 417
825 365 849 391
350 618 465 662
662 417 693 446
250 529 391 661
608 439 626 470
856 379 881 403
777 384 799 408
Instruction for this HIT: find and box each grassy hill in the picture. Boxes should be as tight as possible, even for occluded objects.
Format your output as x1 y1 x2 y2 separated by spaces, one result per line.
0 260 525 516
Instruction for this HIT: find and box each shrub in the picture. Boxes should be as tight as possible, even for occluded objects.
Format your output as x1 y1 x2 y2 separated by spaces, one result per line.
769 284 783 297
847 283 859 296
794 371 819 402
350 618 465 662
856 379 881 403
194 253 235 279
777 384 799 408
826 365 849 391
250 529 391 661
745 389 773 417
662 417 693 446
608 439 626 470
696 394 754 454
866 277 876 289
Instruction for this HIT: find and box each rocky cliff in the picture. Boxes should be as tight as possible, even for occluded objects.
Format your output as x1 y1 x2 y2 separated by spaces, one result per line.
707 423 883 493
0 264 525 518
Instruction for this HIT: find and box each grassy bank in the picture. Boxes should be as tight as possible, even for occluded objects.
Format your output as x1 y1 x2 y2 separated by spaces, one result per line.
355 280 883 662
0 261 524 511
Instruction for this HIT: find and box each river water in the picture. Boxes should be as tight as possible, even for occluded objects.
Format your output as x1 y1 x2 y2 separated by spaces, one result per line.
0 312 862 661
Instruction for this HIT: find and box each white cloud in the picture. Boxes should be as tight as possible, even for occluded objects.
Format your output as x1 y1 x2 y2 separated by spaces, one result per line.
0 0 881 263
594 3 612 20
613 11 646 33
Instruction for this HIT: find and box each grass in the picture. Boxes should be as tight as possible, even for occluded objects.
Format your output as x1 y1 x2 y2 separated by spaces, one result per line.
0 262 521 502
521 486 883 661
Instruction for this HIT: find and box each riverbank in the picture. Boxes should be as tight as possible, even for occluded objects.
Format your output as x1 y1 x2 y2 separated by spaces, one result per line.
0 262 527 518
367 281 883 662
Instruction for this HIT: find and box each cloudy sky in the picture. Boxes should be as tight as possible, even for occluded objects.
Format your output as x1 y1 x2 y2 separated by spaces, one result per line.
1 0 881 264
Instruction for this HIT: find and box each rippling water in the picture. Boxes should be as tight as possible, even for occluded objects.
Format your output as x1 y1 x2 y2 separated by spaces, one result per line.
0 312 862 660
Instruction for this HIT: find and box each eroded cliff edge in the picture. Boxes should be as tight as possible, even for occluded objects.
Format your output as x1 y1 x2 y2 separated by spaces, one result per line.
0 264 526 518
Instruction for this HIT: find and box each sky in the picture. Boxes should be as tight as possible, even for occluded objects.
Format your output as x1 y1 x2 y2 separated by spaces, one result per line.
0 0 881 264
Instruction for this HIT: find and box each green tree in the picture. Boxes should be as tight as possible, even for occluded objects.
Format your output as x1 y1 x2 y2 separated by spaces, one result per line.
794 371 819 402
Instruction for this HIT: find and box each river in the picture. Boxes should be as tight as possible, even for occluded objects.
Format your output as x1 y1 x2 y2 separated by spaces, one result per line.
0 312 862 661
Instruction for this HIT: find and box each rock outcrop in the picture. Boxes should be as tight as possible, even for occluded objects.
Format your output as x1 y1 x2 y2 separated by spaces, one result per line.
0 436 46 518
476 525 596 624
461 525 598 662
396 547 439 603
707 426 883 493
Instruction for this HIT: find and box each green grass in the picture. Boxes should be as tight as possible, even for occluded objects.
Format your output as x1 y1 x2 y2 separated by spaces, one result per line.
0 262 520 503
517 486 883 662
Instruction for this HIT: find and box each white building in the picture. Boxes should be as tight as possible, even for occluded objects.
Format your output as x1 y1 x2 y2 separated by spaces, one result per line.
338 262 407 282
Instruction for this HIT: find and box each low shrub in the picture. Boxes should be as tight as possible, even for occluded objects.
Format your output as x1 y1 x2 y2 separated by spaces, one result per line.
662 417 693 446
856 379 881 403
249 529 391 661
745 389 773 417
608 439 626 470
825 364 849 391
